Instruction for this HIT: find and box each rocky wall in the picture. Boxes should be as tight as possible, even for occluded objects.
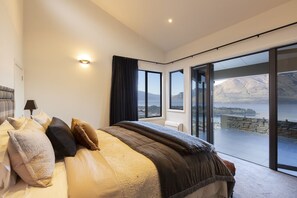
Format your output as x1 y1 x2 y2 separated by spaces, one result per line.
221 115 297 139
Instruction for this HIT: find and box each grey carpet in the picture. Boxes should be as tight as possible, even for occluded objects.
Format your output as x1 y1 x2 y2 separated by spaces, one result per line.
219 153 297 198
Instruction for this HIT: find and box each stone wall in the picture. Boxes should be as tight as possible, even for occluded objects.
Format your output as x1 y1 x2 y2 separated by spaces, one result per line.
278 120 297 139
221 115 297 139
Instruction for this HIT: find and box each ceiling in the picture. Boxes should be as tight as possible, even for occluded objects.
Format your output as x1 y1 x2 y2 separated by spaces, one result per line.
214 52 268 71
91 0 291 52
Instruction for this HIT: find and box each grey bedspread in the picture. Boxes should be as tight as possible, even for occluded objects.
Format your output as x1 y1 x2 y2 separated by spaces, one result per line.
115 121 214 155
101 122 235 198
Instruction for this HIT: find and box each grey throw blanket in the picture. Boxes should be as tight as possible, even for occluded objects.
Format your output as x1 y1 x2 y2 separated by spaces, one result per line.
101 122 235 198
115 121 214 155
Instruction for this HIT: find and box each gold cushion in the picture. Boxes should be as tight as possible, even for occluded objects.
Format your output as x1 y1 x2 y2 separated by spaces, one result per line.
71 118 99 150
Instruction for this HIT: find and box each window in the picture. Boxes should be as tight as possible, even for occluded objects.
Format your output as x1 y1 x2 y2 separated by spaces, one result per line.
170 70 184 110
138 70 162 118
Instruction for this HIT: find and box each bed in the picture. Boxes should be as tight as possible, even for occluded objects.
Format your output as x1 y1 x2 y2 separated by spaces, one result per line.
0 85 235 198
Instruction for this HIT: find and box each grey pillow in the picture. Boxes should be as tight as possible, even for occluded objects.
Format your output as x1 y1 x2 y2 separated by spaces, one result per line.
46 117 76 160
7 129 55 187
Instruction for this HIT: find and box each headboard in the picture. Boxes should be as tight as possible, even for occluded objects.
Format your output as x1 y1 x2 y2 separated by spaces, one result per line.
0 85 14 124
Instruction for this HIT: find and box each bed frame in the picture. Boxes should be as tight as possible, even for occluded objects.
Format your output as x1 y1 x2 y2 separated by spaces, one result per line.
0 85 14 124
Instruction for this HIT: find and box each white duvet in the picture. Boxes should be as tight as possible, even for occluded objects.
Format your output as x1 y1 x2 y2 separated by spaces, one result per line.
3 130 228 198
3 161 67 198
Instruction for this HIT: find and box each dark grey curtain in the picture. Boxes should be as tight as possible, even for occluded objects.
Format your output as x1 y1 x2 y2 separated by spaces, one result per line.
110 56 138 125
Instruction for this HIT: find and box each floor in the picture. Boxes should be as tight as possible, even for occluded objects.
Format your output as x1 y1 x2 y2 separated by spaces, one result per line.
213 128 297 170
219 153 297 198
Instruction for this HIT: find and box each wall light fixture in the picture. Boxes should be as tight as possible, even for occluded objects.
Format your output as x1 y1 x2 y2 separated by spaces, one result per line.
79 59 91 64
78 54 91 66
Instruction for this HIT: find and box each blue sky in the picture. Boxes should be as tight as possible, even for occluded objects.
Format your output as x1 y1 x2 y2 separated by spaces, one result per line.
138 71 160 94
170 71 184 95
138 70 184 95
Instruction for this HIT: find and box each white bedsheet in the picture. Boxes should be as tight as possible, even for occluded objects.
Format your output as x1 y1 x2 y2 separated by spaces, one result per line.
3 130 228 198
2 161 67 198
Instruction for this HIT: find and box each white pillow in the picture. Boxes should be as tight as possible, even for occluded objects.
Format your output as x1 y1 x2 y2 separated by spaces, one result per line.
0 121 17 194
32 111 52 130
20 119 45 133
7 117 28 129
7 129 55 187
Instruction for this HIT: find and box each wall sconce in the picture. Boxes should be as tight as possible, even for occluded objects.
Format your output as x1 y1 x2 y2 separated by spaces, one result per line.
78 54 91 67
79 59 90 64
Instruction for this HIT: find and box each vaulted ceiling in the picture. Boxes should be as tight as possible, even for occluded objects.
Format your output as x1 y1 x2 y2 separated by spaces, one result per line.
91 0 291 52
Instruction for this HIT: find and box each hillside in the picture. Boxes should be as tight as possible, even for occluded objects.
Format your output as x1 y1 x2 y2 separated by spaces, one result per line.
214 73 297 103
278 72 297 102
214 75 269 103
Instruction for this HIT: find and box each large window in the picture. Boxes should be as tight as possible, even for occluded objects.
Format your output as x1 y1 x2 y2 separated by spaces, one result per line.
170 70 184 110
212 52 269 167
138 70 162 118
277 44 297 176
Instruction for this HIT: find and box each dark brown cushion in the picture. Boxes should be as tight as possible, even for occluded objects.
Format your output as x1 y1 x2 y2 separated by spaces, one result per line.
222 159 236 176
71 118 99 150
46 117 76 160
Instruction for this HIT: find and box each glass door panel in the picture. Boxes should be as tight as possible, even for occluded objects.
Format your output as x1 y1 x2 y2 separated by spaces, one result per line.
277 44 297 176
213 52 269 166
191 65 213 142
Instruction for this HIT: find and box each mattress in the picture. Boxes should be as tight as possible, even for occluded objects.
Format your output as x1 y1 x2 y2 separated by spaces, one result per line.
3 161 67 198
65 129 228 198
3 130 228 198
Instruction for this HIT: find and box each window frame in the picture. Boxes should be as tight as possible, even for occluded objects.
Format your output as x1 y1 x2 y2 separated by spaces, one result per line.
138 70 162 118
169 69 184 111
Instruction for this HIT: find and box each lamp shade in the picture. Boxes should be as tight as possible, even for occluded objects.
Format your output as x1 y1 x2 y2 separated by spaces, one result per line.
24 100 37 110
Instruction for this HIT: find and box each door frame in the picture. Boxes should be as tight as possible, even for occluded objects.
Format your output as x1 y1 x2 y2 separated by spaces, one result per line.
191 63 214 144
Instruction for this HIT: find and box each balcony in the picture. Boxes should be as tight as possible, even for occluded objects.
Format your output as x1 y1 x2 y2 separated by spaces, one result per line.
214 115 297 176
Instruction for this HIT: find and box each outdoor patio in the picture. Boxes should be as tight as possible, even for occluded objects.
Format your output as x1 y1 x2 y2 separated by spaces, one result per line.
213 128 297 176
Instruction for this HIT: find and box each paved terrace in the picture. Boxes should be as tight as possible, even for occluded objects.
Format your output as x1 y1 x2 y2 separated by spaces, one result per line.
213 128 297 176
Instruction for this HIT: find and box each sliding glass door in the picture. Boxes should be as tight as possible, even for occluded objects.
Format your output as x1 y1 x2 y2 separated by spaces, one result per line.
277 44 297 176
191 64 213 143
190 43 297 176
213 52 269 166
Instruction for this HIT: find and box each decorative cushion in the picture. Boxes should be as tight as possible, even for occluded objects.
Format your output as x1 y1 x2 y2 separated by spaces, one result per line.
222 159 236 176
32 111 52 130
7 117 28 129
70 118 80 131
7 129 55 187
46 117 76 160
20 119 45 133
71 118 99 150
0 121 17 194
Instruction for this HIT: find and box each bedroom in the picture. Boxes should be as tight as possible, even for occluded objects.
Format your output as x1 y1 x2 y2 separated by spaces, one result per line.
1 0 297 197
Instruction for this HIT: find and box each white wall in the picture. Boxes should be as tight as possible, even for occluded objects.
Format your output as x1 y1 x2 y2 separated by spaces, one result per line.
164 0 297 134
0 0 24 116
23 0 297 131
24 0 165 128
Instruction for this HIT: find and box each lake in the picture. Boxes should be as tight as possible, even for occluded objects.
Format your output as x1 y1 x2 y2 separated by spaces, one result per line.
214 103 297 122
139 100 297 122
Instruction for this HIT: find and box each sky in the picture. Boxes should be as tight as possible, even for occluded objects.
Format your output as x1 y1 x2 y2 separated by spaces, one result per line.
138 71 161 95
138 70 184 95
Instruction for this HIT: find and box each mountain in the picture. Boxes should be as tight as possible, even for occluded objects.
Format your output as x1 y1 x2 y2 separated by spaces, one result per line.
214 75 269 103
138 91 183 102
172 92 183 101
138 90 160 103
278 72 297 102
214 73 297 103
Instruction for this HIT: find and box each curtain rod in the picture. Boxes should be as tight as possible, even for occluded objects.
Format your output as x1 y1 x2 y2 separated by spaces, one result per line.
121 21 297 65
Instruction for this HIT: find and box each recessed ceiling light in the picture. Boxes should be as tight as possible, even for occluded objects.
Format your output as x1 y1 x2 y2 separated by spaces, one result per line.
168 18 173 23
